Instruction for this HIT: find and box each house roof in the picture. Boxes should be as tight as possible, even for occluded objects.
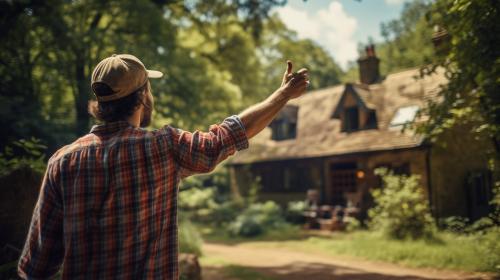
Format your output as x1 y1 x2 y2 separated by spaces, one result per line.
230 67 446 165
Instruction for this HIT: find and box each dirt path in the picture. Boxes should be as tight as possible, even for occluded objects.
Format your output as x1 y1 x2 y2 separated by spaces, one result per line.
202 242 496 280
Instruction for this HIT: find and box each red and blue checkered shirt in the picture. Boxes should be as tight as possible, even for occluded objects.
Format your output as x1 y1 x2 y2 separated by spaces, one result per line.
18 116 248 279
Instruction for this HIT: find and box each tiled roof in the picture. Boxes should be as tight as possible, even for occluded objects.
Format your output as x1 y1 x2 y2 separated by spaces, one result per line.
231 67 446 164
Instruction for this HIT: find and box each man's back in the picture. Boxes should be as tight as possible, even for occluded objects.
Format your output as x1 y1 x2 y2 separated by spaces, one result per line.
18 117 248 279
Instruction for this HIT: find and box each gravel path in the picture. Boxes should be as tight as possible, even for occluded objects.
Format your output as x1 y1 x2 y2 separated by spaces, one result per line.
202 242 497 280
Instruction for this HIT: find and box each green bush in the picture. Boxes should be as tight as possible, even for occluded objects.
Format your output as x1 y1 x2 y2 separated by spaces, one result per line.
178 215 203 256
345 216 362 232
0 138 47 177
439 216 469 233
209 200 244 226
179 186 244 225
368 168 436 239
473 226 500 272
284 200 306 224
228 201 286 237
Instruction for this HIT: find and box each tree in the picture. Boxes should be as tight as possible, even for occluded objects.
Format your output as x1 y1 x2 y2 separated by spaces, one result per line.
378 0 434 75
422 0 500 164
259 15 343 96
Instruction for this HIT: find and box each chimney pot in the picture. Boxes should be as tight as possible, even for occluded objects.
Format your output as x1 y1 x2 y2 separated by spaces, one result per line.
357 44 380 84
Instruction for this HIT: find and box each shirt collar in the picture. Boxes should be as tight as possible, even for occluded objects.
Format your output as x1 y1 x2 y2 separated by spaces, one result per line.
90 121 134 135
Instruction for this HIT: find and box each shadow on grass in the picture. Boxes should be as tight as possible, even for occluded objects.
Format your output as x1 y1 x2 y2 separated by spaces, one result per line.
205 262 475 280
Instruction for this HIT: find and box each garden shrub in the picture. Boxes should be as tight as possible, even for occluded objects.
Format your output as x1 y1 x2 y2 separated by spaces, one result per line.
178 215 203 256
345 216 362 232
228 201 286 237
284 200 306 224
208 200 243 226
439 216 469 233
368 168 436 239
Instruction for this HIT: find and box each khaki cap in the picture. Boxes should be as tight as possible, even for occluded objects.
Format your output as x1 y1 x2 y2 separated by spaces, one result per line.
91 54 163 102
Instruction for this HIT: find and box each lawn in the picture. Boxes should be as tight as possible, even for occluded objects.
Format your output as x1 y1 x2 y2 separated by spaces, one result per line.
199 226 499 273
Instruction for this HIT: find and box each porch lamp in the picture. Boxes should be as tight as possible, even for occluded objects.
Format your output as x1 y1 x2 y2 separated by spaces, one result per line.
356 170 365 179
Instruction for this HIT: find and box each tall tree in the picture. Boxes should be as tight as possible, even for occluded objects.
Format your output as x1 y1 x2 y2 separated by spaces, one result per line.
259 15 343 95
378 0 434 75
422 0 500 161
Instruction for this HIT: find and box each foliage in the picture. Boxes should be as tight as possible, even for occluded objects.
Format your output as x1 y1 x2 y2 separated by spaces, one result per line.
178 169 245 226
420 0 500 175
284 200 306 224
228 201 286 237
178 214 203 257
259 15 343 93
378 0 434 75
368 168 436 240
344 216 362 232
0 138 47 177
473 226 500 272
0 0 343 158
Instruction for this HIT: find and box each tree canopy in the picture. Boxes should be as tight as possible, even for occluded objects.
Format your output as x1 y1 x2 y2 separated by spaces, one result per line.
0 0 343 153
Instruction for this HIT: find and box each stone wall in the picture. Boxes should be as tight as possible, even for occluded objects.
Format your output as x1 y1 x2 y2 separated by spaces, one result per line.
429 124 494 218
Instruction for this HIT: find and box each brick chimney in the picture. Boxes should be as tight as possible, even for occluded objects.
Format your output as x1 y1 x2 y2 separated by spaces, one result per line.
431 25 450 55
357 44 380 85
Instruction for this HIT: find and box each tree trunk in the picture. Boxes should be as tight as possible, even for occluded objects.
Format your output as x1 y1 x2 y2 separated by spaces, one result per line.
74 52 90 135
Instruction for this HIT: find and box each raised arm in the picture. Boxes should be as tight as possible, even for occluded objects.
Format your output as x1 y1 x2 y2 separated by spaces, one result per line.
164 61 308 178
239 61 309 139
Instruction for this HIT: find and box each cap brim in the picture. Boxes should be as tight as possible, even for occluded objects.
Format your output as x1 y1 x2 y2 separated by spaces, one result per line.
147 70 163 78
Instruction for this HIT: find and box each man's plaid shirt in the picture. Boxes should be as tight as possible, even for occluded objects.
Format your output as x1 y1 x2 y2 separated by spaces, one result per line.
18 116 248 279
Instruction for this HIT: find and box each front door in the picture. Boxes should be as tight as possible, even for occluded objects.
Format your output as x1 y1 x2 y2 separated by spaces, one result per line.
330 162 358 206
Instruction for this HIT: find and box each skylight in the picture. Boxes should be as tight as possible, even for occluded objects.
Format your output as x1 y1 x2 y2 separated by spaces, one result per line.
390 105 420 126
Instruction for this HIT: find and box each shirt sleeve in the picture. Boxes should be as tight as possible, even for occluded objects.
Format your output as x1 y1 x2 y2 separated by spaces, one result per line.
162 115 249 178
18 163 64 279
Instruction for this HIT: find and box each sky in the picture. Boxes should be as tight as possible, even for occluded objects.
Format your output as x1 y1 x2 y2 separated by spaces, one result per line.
274 0 411 69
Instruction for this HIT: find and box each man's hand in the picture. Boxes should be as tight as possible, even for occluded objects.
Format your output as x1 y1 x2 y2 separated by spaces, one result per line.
280 60 309 100
239 60 309 139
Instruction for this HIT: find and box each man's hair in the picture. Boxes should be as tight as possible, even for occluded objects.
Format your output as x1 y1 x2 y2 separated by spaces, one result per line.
88 83 146 122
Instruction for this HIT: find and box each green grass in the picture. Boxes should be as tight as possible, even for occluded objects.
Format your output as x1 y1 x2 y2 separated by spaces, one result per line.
195 220 499 273
200 255 276 280
250 230 498 273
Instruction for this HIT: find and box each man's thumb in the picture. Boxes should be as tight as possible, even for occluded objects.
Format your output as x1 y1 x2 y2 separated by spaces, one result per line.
286 60 292 75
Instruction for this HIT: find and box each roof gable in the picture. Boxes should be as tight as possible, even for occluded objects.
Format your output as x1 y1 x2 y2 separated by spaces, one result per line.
331 83 372 119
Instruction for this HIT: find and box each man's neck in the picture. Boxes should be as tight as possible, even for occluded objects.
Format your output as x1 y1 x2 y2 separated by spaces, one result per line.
126 106 143 127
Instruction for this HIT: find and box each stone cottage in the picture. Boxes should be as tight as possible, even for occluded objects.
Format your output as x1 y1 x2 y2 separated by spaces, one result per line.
228 46 493 221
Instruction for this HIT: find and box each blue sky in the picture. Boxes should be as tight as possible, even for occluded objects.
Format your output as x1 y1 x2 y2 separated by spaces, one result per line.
274 0 411 69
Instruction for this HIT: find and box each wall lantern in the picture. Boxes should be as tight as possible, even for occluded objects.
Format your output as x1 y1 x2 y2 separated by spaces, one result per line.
356 170 365 179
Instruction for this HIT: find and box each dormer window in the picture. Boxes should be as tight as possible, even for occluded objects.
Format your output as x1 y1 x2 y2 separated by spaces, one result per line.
270 105 298 141
271 119 296 140
343 106 359 131
332 84 379 133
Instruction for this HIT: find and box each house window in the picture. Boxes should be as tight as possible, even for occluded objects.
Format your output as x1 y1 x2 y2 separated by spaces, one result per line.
271 120 297 141
365 110 378 129
343 107 359 131
390 105 419 127
466 170 492 220
270 105 298 141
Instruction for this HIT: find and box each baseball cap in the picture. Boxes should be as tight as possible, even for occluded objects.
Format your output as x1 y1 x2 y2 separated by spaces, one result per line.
91 54 163 102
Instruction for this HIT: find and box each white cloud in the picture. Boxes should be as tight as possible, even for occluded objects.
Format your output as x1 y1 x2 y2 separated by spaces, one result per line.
385 0 406 5
276 1 358 69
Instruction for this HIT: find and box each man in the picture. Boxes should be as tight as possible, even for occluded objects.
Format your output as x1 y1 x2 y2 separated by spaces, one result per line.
18 54 309 279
